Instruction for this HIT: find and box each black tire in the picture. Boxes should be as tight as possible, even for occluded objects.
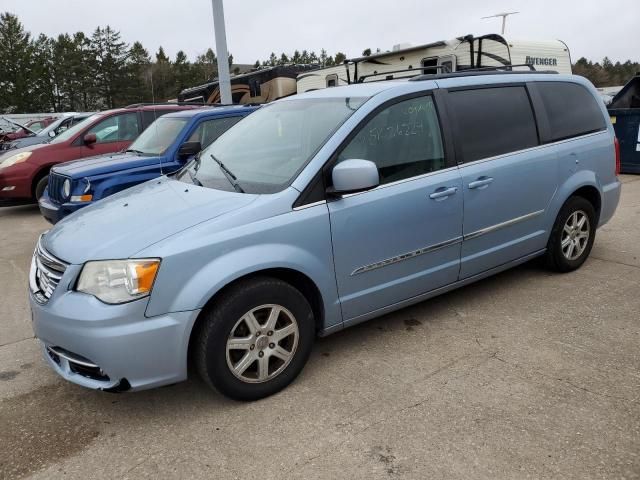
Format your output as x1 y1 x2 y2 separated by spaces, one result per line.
545 196 597 273
34 175 49 201
195 276 315 401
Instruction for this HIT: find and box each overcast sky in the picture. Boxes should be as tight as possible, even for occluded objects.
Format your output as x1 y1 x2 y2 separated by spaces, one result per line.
4 0 639 64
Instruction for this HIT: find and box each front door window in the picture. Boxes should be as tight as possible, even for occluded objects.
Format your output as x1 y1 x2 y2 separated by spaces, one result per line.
337 95 446 184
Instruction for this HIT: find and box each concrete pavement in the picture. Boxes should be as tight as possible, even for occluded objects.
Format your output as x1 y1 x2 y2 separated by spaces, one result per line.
1 176 639 479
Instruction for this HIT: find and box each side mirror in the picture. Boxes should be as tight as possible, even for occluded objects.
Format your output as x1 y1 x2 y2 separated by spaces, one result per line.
178 141 201 159
83 133 97 145
48 130 56 138
330 159 379 195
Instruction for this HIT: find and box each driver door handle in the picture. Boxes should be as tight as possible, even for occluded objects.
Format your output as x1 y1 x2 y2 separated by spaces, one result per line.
429 186 458 200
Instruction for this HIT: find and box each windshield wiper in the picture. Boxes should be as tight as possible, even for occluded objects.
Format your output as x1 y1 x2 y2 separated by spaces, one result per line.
186 168 203 187
210 154 244 193
125 148 145 155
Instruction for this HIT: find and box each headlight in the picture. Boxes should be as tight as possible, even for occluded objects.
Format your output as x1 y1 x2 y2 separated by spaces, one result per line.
70 178 93 202
62 179 71 198
0 151 32 170
76 259 161 304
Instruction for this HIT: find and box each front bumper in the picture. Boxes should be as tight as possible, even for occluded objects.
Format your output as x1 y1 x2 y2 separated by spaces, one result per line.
38 194 86 224
0 168 32 202
30 280 201 392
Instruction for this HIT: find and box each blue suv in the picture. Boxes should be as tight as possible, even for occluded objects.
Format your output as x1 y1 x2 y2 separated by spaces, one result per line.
38 105 258 223
29 72 621 400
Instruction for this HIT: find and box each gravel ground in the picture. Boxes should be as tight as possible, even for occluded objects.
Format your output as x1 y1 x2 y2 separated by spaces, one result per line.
0 175 639 479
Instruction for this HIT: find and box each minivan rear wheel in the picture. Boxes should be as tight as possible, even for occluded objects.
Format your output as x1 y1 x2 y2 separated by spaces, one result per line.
545 196 597 272
195 277 315 401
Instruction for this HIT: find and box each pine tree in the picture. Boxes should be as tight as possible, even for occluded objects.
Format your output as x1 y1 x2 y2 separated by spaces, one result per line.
91 26 129 108
319 49 328 67
152 46 174 101
72 32 97 110
31 34 56 111
125 41 152 104
173 50 191 95
0 13 34 112
194 48 217 82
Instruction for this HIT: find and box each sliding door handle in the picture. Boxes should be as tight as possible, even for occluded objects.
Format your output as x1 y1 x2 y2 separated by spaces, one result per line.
468 177 494 190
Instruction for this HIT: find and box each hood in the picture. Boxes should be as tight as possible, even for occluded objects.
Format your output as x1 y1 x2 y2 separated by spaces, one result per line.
3 131 26 141
7 136 47 150
53 152 163 178
44 176 259 264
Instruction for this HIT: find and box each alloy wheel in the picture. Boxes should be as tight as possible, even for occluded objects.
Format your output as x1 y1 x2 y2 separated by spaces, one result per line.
226 304 299 383
561 210 590 261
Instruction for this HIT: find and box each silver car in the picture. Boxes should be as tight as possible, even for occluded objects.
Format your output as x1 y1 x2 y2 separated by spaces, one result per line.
1 113 93 152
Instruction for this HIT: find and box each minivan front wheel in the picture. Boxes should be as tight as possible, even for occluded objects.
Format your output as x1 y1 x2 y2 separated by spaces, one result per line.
545 196 597 272
195 277 314 401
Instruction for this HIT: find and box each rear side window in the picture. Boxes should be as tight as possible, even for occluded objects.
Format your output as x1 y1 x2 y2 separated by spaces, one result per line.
536 82 606 142
448 86 538 163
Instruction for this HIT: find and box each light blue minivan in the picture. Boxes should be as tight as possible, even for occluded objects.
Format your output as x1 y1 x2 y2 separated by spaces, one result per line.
29 72 621 400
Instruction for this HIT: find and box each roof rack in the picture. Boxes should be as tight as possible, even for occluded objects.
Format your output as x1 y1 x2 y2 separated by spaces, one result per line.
410 64 561 81
354 63 551 84
355 66 444 83
123 102 212 108
124 102 261 109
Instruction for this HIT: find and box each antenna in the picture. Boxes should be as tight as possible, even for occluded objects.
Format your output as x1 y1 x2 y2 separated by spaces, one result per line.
482 11 519 35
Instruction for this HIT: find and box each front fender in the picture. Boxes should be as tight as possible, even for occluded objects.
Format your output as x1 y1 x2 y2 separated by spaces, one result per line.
143 204 342 330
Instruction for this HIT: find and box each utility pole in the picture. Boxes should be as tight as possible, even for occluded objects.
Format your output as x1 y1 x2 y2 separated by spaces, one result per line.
211 0 232 104
481 12 519 35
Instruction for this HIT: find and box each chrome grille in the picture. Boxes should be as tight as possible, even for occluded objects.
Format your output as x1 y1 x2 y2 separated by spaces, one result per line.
47 173 67 204
29 235 68 304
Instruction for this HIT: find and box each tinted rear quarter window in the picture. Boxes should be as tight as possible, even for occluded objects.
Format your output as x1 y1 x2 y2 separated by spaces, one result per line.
448 86 539 163
536 82 606 142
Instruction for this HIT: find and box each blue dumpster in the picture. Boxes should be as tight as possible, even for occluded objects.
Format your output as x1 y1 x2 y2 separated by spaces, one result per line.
608 75 640 173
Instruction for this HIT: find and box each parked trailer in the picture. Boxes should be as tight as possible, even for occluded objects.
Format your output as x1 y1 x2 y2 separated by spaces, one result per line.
178 65 317 105
297 34 572 93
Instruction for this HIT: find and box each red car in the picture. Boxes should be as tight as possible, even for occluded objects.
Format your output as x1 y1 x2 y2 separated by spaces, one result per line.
0 105 197 205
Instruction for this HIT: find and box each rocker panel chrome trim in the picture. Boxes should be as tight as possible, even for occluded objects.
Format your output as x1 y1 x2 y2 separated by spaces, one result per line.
463 210 544 241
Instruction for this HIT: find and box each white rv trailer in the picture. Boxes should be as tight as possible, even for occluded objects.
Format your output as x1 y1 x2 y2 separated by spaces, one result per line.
296 34 572 93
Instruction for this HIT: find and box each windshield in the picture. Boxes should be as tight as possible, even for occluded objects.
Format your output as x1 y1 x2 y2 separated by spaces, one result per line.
180 97 368 193
49 113 102 144
128 116 188 155
37 119 63 137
